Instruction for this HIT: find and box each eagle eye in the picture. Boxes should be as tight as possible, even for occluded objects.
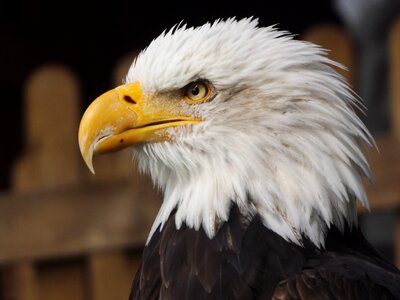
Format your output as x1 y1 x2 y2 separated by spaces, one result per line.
183 80 211 104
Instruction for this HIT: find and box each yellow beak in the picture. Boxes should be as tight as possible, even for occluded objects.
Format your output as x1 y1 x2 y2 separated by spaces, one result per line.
78 82 200 173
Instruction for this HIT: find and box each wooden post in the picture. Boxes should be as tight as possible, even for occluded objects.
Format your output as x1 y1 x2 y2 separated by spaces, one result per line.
302 24 354 86
4 263 38 300
12 64 81 191
389 18 400 139
37 260 86 300
87 252 131 300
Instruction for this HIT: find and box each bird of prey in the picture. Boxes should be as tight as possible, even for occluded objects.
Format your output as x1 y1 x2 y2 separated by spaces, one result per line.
78 18 400 299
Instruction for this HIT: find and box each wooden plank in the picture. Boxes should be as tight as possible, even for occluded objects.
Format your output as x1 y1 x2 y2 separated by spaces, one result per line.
0 178 161 264
389 18 400 138
302 24 354 86
12 65 81 192
87 252 131 300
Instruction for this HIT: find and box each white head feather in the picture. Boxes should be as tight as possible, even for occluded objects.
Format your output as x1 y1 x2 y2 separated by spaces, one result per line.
126 18 373 247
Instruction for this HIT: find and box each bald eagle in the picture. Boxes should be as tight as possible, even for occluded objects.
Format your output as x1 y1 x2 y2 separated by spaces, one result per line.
78 18 400 299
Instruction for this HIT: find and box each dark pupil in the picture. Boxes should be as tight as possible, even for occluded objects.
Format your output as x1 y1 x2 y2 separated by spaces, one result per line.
191 84 200 96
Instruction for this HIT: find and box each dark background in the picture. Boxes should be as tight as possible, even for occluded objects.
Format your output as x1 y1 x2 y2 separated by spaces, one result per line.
0 0 343 190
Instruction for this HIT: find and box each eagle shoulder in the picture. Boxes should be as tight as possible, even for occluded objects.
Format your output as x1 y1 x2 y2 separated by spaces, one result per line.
130 204 400 300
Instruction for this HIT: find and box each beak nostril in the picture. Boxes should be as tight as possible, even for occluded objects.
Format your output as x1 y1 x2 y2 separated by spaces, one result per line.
124 95 136 104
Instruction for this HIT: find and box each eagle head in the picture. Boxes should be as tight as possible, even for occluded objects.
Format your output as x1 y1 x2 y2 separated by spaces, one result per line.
78 18 373 247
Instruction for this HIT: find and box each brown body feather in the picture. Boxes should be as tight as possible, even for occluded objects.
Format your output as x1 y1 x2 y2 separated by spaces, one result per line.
130 204 400 300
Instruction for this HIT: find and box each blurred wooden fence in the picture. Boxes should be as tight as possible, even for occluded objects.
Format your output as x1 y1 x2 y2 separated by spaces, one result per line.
0 20 400 299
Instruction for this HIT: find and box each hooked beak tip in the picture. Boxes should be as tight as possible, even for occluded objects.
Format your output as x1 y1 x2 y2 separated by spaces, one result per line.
79 139 96 174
